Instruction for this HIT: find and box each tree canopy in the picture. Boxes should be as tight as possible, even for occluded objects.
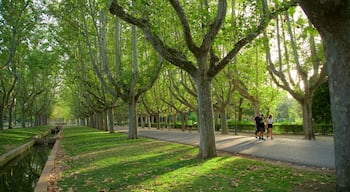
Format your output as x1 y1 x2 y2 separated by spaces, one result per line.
4 0 350 190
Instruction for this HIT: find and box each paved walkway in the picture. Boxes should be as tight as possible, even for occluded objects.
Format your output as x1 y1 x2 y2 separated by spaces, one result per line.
117 127 335 169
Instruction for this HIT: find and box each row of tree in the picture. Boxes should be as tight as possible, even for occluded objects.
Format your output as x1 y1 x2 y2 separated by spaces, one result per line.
41 0 326 149
1 0 348 190
0 0 329 157
0 0 62 130
44 1 326 135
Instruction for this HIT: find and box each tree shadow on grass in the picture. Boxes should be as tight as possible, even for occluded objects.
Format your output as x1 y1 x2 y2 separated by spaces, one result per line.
59 145 202 191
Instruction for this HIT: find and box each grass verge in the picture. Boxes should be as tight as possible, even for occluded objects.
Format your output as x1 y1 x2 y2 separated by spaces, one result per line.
58 126 335 192
0 126 51 155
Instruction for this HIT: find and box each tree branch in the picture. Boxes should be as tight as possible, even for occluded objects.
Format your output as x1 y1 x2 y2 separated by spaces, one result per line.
200 0 227 53
169 0 200 54
109 0 198 76
208 0 298 77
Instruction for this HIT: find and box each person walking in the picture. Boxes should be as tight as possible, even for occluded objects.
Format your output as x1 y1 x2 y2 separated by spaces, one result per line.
254 113 265 140
266 114 274 140
260 114 266 140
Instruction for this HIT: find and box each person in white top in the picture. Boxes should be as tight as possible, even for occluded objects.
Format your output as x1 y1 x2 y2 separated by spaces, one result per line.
266 114 274 140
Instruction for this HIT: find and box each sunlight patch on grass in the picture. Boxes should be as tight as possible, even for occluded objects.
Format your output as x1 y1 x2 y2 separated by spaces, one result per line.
0 126 51 155
58 126 336 192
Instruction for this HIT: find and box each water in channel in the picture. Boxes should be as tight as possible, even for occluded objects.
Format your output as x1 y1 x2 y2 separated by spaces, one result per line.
0 143 51 192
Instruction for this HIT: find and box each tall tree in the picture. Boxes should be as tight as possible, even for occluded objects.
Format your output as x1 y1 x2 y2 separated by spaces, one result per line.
0 70 17 130
230 40 278 116
109 0 296 159
167 69 198 131
80 4 164 138
299 1 350 190
0 0 26 128
212 67 237 134
265 9 327 140
17 49 47 127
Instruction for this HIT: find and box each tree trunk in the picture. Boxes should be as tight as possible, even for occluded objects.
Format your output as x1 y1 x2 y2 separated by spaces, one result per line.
21 102 25 128
173 113 177 129
95 113 98 129
97 113 102 130
108 108 114 133
156 112 160 130
80 118 86 126
160 115 164 130
220 109 228 134
323 35 350 191
30 116 33 127
151 115 155 128
196 77 217 159
104 110 108 131
298 1 350 190
91 114 95 128
166 115 171 131
128 97 138 139
184 112 189 132
301 99 315 139
238 98 243 121
96 113 99 129
8 97 16 129
90 114 94 128
180 112 185 131
147 114 151 129
0 108 4 130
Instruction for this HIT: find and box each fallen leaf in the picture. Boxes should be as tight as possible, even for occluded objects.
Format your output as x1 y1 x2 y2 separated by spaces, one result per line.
85 177 93 185
231 179 239 188
102 177 113 183
137 173 144 177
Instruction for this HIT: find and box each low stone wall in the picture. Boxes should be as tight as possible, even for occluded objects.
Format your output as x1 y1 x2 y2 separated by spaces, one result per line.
34 130 63 192
0 140 35 167
34 139 60 192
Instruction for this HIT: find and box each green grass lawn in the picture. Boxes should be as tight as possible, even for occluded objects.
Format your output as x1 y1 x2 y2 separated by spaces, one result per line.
58 126 335 192
0 126 51 155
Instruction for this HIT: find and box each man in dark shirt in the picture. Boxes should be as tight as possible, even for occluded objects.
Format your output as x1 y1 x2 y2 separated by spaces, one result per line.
254 113 265 140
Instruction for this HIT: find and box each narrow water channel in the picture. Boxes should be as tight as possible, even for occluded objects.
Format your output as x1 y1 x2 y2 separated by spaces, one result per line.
0 143 52 192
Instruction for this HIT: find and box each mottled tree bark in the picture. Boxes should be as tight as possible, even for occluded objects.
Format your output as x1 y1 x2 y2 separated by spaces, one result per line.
299 1 350 190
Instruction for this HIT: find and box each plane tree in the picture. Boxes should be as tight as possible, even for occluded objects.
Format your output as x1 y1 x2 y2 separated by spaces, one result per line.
229 40 280 116
264 8 327 140
0 69 17 130
109 0 296 159
18 48 60 127
138 67 193 131
141 82 168 130
46 0 112 128
0 0 40 129
77 2 164 138
167 69 198 132
211 67 237 134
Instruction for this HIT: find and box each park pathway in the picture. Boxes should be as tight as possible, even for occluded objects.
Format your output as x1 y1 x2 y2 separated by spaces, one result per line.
117 127 335 169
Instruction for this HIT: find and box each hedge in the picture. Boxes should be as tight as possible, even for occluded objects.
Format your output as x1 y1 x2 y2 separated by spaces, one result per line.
227 122 332 135
139 121 333 136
